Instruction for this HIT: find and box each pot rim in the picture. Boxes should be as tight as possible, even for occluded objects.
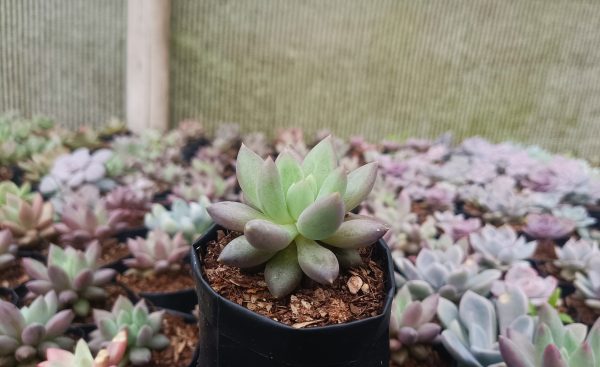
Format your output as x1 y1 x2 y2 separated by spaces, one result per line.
191 224 395 332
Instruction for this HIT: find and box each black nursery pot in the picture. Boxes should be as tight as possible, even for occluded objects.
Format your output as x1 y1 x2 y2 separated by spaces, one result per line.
139 287 197 315
191 225 395 367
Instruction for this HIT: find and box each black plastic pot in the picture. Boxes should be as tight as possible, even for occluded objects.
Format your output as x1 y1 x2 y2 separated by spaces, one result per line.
191 225 395 367
139 288 197 315
114 226 149 243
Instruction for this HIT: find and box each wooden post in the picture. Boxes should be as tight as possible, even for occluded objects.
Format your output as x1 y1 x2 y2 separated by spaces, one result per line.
126 0 170 133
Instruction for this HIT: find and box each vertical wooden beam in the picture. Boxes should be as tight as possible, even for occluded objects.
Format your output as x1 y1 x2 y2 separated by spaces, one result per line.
127 0 170 133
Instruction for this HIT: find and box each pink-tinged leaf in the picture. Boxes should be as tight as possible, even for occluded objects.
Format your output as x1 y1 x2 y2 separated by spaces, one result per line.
343 162 378 211
236 144 264 210
244 219 297 252
0 303 24 336
37 203 54 229
106 330 128 365
92 309 112 326
0 335 18 355
82 286 106 300
92 269 117 286
541 345 568 367
416 323 442 343
257 158 293 224
419 294 440 324
45 309 75 338
73 270 94 291
297 193 345 240
58 290 78 305
26 280 54 295
264 243 303 298
397 327 418 346
296 236 339 284
498 336 534 367
18 201 35 229
2 221 26 236
130 252 154 269
301 136 336 186
317 167 347 199
47 266 71 291
400 302 423 328
21 323 45 346
85 241 101 264
568 342 595 367
275 149 304 194
44 347 75 363
218 235 276 268
22 257 49 280
167 247 190 263
207 202 265 232
322 218 388 249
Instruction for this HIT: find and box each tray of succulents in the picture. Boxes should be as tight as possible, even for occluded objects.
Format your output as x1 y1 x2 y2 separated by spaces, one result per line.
191 136 395 367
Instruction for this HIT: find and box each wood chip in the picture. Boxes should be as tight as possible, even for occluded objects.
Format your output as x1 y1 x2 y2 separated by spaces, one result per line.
347 276 364 294
292 319 324 329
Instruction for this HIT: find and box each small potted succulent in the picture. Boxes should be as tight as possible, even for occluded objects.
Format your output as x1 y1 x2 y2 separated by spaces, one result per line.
191 137 394 366
117 230 196 313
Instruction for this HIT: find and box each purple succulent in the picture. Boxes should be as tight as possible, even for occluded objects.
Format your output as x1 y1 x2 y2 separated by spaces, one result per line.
434 211 481 241
523 213 576 240
422 182 456 209
491 262 557 306
105 186 151 228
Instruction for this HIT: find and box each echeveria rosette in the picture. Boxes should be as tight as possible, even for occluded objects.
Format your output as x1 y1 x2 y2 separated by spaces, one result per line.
207 137 387 297
500 303 600 367
89 297 169 366
491 262 558 307
22 243 116 317
0 193 55 248
469 225 537 270
574 256 600 309
437 287 530 367
39 331 127 367
554 238 600 281
434 211 481 242
0 229 17 270
0 181 34 206
0 292 74 367
124 230 189 275
144 198 213 242
523 213 576 240
389 286 441 365
104 186 151 229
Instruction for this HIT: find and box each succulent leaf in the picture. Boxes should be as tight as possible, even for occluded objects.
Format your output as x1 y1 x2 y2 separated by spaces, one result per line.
296 236 339 284
218 235 276 268
264 243 303 298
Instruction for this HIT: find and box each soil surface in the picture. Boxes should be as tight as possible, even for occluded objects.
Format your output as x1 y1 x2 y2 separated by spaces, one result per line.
201 230 386 328
565 294 600 325
144 313 198 367
0 261 29 288
99 240 130 267
117 265 195 293
532 239 558 262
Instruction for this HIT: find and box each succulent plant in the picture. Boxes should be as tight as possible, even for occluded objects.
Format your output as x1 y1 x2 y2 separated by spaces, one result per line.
554 238 600 281
395 245 501 302
491 262 558 307
170 159 237 203
465 176 531 224
0 182 34 206
18 146 70 184
124 230 188 275
434 211 481 242
574 256 600 309
144 198 213 242
523 213 576 240
61 127 104 150
39 148 116 195
22 243 116 317
437 287 530 367
389 286 441 365
275 127 307 155
242 132 272 158
104 186 151 228
0 229 17 270
38 330 127 367
0 193 55 248
469 225 537 270
499 303 600 367
0 114 60 166
0 291 74 367
422 182 457 210
207 137 387 297
89 296 170 366
54 200 126 249
552 205 596 238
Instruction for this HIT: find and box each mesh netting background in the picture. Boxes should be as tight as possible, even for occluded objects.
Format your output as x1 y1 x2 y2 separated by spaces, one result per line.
2 1 600 158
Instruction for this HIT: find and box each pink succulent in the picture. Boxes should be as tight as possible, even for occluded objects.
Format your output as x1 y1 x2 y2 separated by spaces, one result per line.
491 262 557 306
523 213 576 240
105 186 151 228
434 212 481 241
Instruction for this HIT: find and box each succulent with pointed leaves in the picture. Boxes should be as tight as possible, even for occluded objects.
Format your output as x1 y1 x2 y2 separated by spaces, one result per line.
39 148 115 195
574 256 600 309
208 137 387 298
124 230 188 275
89 297 170 366
104 186 151 228
144 198 213 242
554 238 600 281
22 243 116 317
0 193 55 248
0 229 17 270
469 225 537 270
54 200 127 249
491 262 558 307
170 159 237 203
437 287 530 367
0 292 74 367
395 245 501 302
500 303 600 367
523 213 576 240
0 182 34 206
389 286 441 365
38 330 127 367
